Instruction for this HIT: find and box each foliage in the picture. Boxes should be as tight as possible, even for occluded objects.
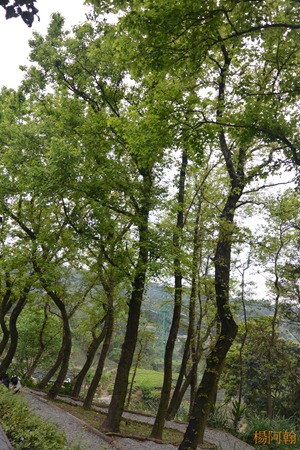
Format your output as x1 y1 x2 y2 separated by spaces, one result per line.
0 0 38 26
13 305 61 376
0 385 72 449
207 405 230 432
222 317 300 418
241 414 300 450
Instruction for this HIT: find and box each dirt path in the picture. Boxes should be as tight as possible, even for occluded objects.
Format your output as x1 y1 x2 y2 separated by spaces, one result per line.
23 389 255 450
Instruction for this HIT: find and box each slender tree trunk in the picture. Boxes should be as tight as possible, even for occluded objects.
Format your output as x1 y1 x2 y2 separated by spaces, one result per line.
151 149 187 439
233 259 249 432
102 173 151 432
83 303 114 409
24 304 49 380
0 285 30 374
126 341 143 409
101 258 148 430
167 200 201 421
38 342 64 389
0 275 13 356
72 322 106 398
178 44 253 448
266 238 283 418
189 359 199 417
32 259 72 398
82 271 115 409
47 292 72 399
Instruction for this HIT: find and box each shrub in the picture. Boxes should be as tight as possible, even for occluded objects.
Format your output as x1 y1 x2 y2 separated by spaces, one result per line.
241 413 299 450
140 385 161 413
0 385 73 450
207 405 230 431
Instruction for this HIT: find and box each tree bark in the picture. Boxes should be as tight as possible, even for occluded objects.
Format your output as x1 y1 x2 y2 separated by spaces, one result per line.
24 304 49 380
167 200 201 421
83 304 114 409
0 284 30 374
102 172 151 432
72 321 106 398
126 341 143 409
0 275 13 357
38 340 64 389
151 149 187 439
47 292 72 399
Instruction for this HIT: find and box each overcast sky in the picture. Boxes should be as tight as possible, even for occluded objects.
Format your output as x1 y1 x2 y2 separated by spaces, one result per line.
0 0 91 89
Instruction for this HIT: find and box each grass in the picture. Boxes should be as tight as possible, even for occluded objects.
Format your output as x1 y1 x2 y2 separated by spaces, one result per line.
54 399 185 444
52 398 216 448
128 368 178 389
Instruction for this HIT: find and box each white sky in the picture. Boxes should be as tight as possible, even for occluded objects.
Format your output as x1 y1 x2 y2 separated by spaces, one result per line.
0 0 91 89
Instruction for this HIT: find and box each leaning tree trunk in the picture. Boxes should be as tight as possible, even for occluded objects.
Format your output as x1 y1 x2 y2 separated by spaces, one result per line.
32 260 72 398
47 292 72 399
126 340 143 409
36 295 71 396
72 321 107 398
0 274 13 357
82 271 115 409
38 340 64 390
25 303 49 380
0 284 30 374
178 186 242 448
83 303 114 409
102 174 151 432
179 46 243 449
178 147 245 448
151 149 187 440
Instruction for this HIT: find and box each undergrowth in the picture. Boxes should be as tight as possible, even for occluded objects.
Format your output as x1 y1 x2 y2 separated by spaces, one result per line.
0 385 73 450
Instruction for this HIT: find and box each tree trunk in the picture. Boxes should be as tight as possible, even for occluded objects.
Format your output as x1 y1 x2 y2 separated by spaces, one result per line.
233 259 249 432
83 305 114 409
151 149 187 439
0 285 30 374
167 200 201 421
102 174 151 432
0 275 13 357
25 304 49 380
38 341 64 389
72 322 106 398
126 340 144 409
47 292 72 399
101 265 148 430
178 43 254 448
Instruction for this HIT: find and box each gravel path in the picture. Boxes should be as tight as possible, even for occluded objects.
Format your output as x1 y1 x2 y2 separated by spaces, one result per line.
0 425 13 450
23 389 255 450
23 391 115 450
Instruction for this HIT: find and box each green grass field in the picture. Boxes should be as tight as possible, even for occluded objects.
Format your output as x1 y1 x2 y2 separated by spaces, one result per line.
129 368 178 389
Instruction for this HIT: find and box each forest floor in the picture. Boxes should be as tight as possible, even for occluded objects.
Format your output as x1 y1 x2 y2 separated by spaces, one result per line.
23 388 256 450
